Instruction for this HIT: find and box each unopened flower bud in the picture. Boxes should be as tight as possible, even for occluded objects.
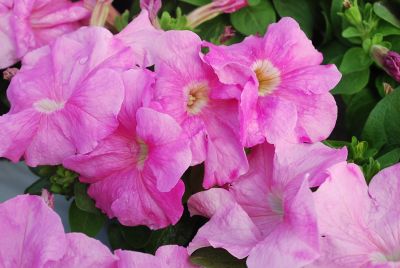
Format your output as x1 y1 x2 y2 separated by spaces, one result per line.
187 0 247 28
343 0 362 26
343 0 352 9
371 45 400 83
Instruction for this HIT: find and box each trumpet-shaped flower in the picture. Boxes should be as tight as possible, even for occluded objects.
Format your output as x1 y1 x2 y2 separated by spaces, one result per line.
187 142 347 268
203 17 341 147
64 69 192 229
0 195 116 267
116 245 198 267
313 162 400 267
0 26 133 166
0 0 90 69
150 30 248 188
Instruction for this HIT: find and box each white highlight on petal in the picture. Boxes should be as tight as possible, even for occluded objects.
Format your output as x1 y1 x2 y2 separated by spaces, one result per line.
33 98 65 114
185 81 209 115
252 59 281 97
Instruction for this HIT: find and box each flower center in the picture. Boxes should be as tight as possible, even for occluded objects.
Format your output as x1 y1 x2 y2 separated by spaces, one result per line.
135 139 149 169
268 193 284 216
252 59 281 96
186 81 209 115
33 99 65 114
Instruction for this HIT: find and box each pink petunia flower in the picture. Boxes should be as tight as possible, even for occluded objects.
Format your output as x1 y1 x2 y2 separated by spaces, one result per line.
150 30 248 188
312 162 400 266
0 0 90 69
0 26 133 166
187 142 347 268
203 17 341 147
116 245 198 267
0 195 116 267
64 69 192 229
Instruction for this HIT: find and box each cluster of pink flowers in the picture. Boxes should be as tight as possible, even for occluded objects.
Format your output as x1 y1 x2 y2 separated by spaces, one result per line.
2 0 399 267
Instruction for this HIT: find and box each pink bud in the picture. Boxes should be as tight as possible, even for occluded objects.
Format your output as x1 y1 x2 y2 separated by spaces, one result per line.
219 26 235 44
384 51 400 83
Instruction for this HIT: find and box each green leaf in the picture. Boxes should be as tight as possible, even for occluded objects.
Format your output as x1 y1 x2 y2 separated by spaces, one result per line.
362 88 400 150
24 177 51 195
273 0 316 37
373 2 400 29
196 15 228 43
377 148 400 169
114 10 130 32
69 201 106 237
376 21 400 36
339 47 372 74
248 0 261 6
179 0 210 6
331 68 370 95
386 35 400 52
230 0 275 36
345 88 379 137
342 26 360 38
120 225 152 249
330 0 344 37
74 182 100 214
190 247 247 268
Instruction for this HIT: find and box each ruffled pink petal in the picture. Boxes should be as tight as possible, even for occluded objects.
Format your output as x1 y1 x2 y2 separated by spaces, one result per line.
115 250 161 267
255 94 298 145
182 116 207 165
229 143 278 235
116 10 162 67
49 233 116 268
202 37 260 87
368 164 400 256
273 142 347 187
88 170 185 229
64 68 125 154
0 110 40 162
313 163 375 266
188 203 262 259
282 64 341 95
24 114 77 166
188 188 236 218
136 107 192 192
0 195 66 267
63 128 135 182
120 69 155 130
262 17 323 73
156 245 198 268
202 101 248 188
0 12 17 68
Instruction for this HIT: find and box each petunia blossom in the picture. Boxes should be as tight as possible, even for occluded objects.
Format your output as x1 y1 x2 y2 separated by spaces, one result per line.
0 0 90 69
187 142 347 268
312 162 400 267
0 26 133 166
64 69 192 229
203 17 341 147
0 194 116 267
116 245 198 267
150 30 248 188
